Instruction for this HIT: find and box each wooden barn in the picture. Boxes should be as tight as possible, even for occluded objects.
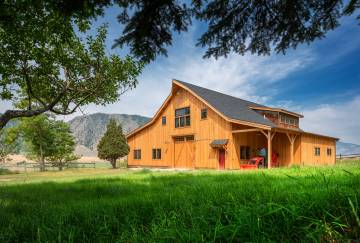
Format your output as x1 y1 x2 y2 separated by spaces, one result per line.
127 80 338 169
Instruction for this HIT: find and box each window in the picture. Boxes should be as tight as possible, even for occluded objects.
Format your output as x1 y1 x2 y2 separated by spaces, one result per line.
175 107 190 128
173 135 194 142
314 147 320 156
134 149 141 160
280 114 299 126
201 108 207 119
174 136 185 142
327 148 332 156
240 146 250 160
162 116 166 125
152 148 161 159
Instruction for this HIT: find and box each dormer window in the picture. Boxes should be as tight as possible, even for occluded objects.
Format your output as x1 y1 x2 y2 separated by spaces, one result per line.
175 107 190 128
280 114 299 126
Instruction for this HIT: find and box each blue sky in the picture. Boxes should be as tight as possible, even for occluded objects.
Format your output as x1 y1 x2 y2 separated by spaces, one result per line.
1 6 360 144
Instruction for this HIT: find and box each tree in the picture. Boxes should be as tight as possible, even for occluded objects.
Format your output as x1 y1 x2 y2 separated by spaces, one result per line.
0 127 17 163
115 0 360 62
20 115 54 171
21 0 359 63
46 121 79 171
18 114 78 171
97 119 129 168
0 1 143 130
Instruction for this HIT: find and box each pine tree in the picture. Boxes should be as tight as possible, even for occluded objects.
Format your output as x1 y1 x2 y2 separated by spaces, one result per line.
97 119 129 169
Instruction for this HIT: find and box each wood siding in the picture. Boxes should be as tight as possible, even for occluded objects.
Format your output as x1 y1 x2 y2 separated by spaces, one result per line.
127 84 337 169
300 134 336 165
127 87 233 169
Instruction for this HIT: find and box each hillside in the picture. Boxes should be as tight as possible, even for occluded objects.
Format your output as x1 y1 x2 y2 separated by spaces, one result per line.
68 113 150 152
336 141 360 155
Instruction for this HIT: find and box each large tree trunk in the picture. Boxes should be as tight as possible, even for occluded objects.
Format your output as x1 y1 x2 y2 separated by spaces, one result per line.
110 158 117 169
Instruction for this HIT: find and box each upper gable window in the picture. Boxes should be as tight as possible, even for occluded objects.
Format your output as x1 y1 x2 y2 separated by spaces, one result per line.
162 116 166 125
201 108 207 119
280 114 298 126
175 107 190 128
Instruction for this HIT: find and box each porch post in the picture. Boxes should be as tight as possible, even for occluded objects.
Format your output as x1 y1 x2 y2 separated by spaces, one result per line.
286 133 297 166
290 141 294 165
267 130 272 169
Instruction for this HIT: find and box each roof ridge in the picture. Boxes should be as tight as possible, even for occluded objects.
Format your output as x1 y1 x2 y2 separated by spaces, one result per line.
173 79 267 108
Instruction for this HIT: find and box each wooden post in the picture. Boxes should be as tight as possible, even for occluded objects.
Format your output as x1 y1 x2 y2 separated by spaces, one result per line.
267 130 272 169
260 130 275 169
286 133 297 166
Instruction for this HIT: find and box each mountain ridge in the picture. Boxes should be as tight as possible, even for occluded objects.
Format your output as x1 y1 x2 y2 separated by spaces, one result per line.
68 113 150 153
336 141 360 155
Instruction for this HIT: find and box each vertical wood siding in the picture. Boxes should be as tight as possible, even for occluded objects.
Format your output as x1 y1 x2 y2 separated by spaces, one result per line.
300 134 336 165
128 85 337 169
127 87 233 169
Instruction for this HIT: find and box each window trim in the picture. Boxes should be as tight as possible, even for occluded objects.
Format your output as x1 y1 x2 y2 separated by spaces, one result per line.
280 114 299 126
326 148 332 156
201 108 208 119
175 107 190 128
152 148 161 160
134 149 141 160
173 135 195 143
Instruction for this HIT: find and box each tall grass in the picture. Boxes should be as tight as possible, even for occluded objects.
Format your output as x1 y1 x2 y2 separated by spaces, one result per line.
0 165 359 242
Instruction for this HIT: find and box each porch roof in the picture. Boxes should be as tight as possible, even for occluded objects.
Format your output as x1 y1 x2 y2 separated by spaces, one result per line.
210 139 229 148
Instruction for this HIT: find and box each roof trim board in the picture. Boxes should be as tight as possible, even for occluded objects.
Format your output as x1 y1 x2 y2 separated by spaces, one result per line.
250 106 304 118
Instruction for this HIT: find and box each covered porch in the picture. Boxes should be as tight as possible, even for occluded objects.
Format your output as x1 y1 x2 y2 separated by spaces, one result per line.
231 124 301 168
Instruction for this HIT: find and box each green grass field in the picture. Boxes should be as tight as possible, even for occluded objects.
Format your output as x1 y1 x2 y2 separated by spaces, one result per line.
0 163 359 242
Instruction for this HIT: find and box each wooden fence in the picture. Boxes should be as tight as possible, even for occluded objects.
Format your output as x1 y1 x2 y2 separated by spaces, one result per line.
336 154 360 160
0 162 96 172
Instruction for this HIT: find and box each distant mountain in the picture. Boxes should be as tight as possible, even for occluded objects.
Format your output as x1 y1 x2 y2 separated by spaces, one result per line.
336 141 360 155
68 113 150 151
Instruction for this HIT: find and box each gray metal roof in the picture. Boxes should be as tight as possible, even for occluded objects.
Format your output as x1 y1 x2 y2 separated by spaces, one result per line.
210 139 229 148
175 80 275 127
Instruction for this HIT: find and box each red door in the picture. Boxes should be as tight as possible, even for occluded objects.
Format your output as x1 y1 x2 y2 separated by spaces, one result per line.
219 149 225 170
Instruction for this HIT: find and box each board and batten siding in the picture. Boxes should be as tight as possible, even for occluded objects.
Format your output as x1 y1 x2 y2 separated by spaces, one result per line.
300 134 336 165
127 88 235 169
128 82 337 169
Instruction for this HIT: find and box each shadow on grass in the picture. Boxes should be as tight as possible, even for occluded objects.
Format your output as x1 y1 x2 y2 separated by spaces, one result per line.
0 169 359 242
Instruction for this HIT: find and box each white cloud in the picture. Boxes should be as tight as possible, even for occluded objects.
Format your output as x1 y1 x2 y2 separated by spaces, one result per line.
301 96 360 144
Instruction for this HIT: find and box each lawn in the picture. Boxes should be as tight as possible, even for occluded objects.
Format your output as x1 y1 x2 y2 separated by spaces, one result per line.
0 164 359 242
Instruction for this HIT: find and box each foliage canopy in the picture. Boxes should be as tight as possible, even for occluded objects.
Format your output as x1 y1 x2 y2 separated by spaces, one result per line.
0 1 143 129
25 0 360 63
17 114 78 171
